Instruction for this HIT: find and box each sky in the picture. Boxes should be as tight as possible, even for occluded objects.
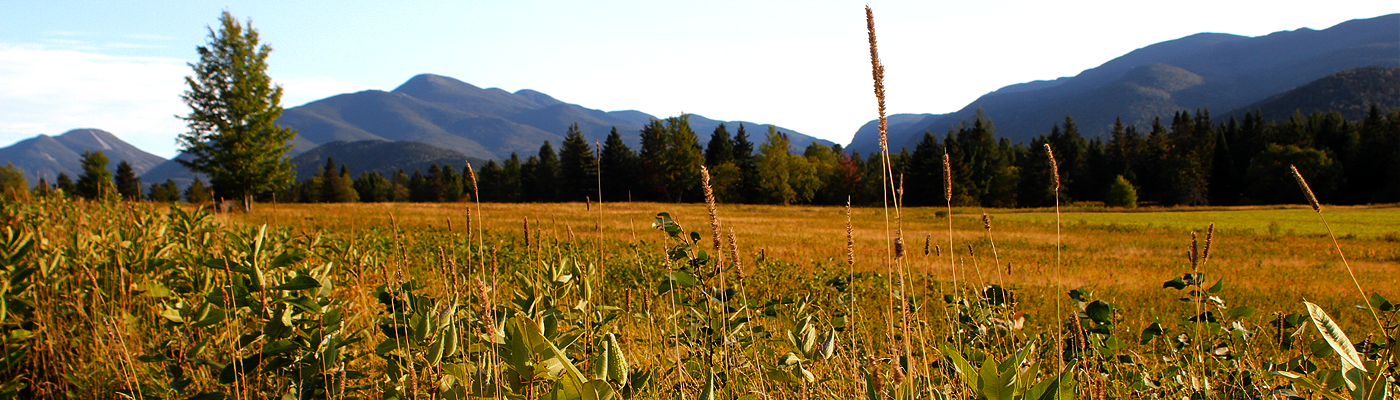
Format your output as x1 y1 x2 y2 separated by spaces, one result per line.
1 1 1396 158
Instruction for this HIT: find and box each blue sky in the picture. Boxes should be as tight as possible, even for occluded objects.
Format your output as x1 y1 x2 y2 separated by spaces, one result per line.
1 1 1395 158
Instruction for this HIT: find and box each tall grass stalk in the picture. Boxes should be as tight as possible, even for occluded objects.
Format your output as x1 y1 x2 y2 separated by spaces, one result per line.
1290 165 1385 333
1044 143 1064 375
865 6 902 381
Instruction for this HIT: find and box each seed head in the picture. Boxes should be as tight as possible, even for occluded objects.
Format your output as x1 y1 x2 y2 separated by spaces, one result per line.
942 152 953 202
1202 223 1215 263
1044 144 1060 191
866 6 888 155
982 213 992 230
1290 165 1321 212
465 162 479 202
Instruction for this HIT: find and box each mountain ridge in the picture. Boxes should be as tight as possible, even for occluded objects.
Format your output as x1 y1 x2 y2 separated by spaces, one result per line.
848 13 1400 154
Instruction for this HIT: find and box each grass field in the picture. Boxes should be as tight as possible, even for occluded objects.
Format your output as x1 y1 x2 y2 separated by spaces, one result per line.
4 198 1397 399
232 201 1400 322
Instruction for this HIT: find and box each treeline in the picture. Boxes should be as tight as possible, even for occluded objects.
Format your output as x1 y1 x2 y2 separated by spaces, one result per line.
8 107 1396 208
469 106 1400 207
1 150 215 203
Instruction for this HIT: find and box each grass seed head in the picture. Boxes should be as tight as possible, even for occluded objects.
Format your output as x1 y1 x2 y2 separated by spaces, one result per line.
866 5 888 155
942 152 953 202
1290 164 1321 212
1044 144 1060 191
465 162 479 202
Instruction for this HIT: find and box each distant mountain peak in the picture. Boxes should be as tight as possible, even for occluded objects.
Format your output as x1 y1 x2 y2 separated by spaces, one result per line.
278 74 834 161
848 13 1400 153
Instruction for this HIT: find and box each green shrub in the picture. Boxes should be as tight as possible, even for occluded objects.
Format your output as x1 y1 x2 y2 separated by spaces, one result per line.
1105 175 1137 208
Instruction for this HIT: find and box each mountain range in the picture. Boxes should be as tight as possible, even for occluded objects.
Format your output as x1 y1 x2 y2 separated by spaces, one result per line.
847 13 1400 155
3 14 1396 190
0 129 165 183
278 74 833 160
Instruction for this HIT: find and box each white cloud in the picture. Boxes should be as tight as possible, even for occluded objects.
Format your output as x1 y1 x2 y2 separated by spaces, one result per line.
0 44 190 157
0 45 376 158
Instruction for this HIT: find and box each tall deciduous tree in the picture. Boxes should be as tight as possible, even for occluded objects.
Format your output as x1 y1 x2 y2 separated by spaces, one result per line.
178 11 296 211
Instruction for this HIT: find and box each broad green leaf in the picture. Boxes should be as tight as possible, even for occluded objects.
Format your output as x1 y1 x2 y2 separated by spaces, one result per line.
1085 300 1113 323
1304 301 1366 381
1207 278 1224 294
1273 371 1350 400
1227 306 1256 319
977 356 1016 400
939 343 976 389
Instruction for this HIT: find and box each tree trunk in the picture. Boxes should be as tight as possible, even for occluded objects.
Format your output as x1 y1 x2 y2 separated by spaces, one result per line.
243 194 253 212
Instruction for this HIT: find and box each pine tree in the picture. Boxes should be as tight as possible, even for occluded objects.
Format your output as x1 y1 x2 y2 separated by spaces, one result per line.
732 124 758 203
501 154 522 202
478 161 504 202
56 173 76 196
904 132 943 207
178 11 297 211
660 115 703 202
599 128 639 202
75 150 114 200
559 123 600 202
705 123 734 167
185 177 213 203
534 142 560 201
114 160 142 200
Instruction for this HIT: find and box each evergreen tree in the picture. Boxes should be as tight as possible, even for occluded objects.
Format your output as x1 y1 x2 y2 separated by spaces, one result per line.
599 128 639 202
558 123 600 202
185 177 213 203
534 142 560 201
391 170 411 202
637 121 668 201
731 124 758 203
328 165 358 202
705 123 734 167
178 11 296 211
477 161 504 202
75 150 114 200
56 173 75 196
661 115 704 202
500 154 522 202
442 165 464 202
520 155 541 202
904 132 944 207
353 171 392 202
148 179 181 202
114 160 142 200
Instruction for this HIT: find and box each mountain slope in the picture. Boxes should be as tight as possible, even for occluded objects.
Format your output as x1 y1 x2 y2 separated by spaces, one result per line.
0 129 165 182
1229 66 1400 120
289 140 486 181
278 74 834 160
854 13 1400 152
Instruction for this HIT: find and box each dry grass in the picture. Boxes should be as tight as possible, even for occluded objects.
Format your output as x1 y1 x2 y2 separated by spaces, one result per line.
226 201 1400 332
